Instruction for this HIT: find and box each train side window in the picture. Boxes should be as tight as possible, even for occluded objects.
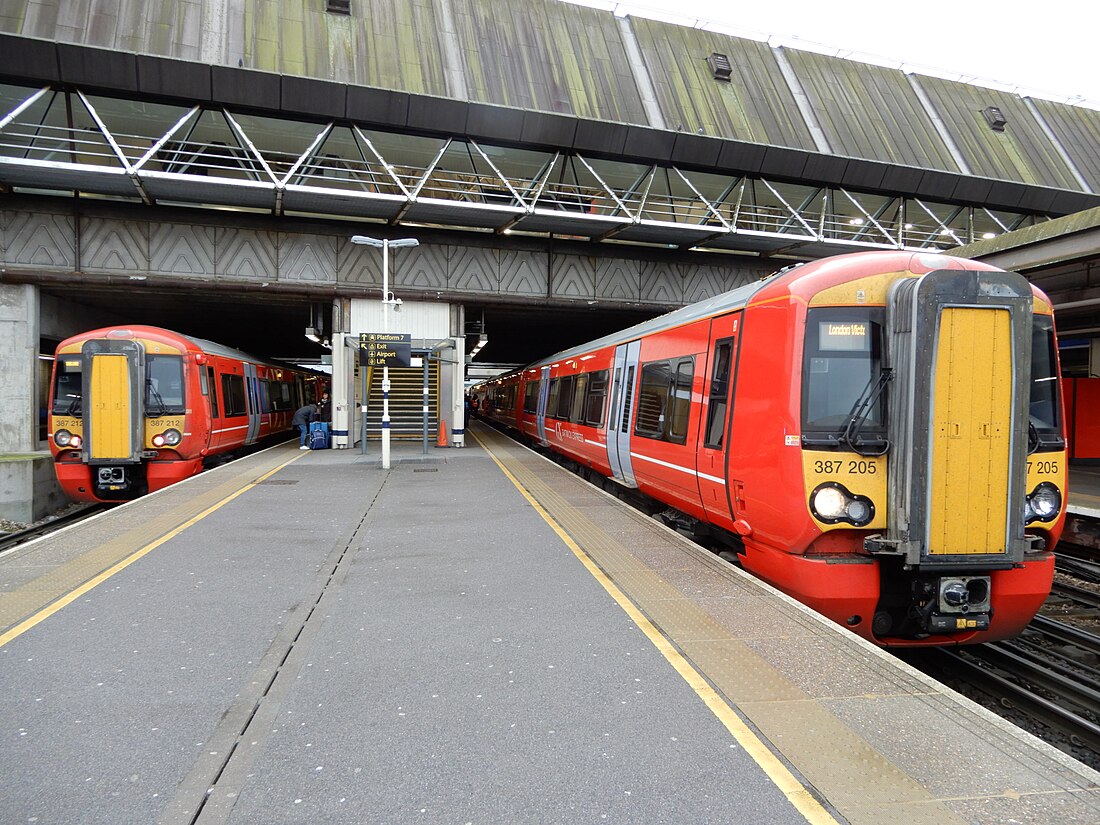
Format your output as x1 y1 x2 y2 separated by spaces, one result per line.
668 359 693 443
619 366 635 432
635 361 670 438
274 382 291 411
206 366 219 417
556 375 575 420
221 373 247 417
704 339 734 449
570 373 589 423
547 378 562 419
584 370 608 427
636 359 693 444
259 380 272 413
523 380 540 414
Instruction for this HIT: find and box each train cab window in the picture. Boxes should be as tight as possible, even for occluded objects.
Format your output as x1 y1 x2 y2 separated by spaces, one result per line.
523 380 540 414
635 358 693 444
1029 315 1064 450
802 308 885 442
51 358 83 415
583 370 608 427
704 339 734 449
206 366 219 417
146 355 185 415
221 373 247 417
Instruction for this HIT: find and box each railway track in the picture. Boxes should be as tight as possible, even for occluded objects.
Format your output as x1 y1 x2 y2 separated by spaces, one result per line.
0 504 108 555
908 557 1100 770
1056 542 1100 584
929 614 1100 764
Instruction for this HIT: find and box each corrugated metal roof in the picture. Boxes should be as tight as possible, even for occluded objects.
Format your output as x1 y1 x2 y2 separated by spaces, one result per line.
631 16 815 149
915 74 1081 190
784 49 957 171
1030 98 1100 193
451 0 647 123
0 0 1096 199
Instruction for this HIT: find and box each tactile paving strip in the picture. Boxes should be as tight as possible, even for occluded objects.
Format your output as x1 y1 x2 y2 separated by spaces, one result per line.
0 446 305 638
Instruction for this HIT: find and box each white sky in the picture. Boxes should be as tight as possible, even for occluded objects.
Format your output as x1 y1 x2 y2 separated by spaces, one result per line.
563 0 1099 108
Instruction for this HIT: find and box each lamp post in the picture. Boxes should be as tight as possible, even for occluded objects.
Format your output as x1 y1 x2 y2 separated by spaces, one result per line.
351 235 419 469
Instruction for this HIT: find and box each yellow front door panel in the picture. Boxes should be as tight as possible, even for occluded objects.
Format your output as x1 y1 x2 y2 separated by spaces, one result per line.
929 307 1011 555
89 354 132 460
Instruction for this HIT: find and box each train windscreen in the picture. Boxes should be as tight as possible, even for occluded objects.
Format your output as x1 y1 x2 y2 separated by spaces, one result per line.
146 355 185 415
51 358 83 415
801 308 885 436
1029 315 1063 448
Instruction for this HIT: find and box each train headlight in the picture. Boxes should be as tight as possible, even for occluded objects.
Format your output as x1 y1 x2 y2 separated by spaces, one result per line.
152 429 182 448
1024 482 1061 523
810 483 875 527
54 429 72 447
70 435 82 448
812 486 847 519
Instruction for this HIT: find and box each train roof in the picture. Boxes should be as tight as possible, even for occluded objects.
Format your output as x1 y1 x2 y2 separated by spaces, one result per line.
520 250 1003 373
525 276 774 370
59 325 323 375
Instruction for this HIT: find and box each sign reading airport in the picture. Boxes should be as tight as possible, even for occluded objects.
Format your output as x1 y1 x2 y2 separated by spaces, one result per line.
359 332 412 367
360 332 413 367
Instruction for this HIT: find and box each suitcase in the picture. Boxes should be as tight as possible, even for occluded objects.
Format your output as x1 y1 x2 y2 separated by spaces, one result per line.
309 421 329 450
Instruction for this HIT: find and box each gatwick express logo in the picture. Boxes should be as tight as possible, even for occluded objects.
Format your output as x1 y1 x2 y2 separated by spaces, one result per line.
554 421 585 443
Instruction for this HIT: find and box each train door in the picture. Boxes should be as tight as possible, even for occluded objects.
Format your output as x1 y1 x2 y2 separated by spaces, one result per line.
697 314 740 525
535 366 551 444
244 362 260 445
607 340 640 487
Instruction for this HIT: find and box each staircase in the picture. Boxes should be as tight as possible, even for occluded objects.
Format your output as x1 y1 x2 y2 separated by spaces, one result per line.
363 363 440 440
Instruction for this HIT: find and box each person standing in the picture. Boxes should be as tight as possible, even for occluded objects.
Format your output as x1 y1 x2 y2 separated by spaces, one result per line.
292 402 317 450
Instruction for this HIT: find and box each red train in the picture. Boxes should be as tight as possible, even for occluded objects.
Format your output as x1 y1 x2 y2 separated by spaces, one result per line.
476 250 1067 646
48 326 325 503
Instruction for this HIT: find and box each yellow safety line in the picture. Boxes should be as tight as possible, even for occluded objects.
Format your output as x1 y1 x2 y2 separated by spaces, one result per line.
0 452 306 649
472 431 838 825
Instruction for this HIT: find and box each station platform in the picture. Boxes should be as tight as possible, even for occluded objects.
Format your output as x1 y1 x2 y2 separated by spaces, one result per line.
1069 465 1100 518
2 423 1099 825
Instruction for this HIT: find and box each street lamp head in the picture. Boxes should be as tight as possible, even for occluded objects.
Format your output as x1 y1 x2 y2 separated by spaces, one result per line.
350 235 418 249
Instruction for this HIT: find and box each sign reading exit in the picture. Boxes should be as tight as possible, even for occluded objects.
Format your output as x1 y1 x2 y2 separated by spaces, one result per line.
359 332 412 367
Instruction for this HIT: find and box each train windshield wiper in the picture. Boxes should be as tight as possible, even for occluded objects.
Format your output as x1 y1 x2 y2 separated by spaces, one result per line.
840 367 892 456
145 379 167 416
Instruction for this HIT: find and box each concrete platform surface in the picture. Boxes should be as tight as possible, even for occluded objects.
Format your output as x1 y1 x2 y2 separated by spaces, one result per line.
0 427 1097 825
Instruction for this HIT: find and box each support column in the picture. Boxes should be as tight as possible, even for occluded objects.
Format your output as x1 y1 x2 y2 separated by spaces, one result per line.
0 283 66 522
0 284 39 453
332 305 353 450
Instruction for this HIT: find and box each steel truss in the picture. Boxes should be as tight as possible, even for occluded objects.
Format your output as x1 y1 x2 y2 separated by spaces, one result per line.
0 83 1045 258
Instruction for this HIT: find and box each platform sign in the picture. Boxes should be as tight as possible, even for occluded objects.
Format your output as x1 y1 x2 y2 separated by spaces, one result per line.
359 332 412 367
